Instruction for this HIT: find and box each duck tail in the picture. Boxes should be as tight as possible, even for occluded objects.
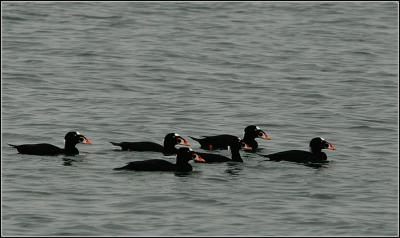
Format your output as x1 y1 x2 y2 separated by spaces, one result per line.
113 166 125 171
113 163 130 171
256 153 268 158
110 142 121 146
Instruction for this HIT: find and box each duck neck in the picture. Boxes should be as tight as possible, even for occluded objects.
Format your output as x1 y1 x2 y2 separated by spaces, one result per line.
64 141 79 155
310 147 327 160
310 146 322 154
313 151 327 160
242 138 258 151
243 133 256 142
176 158 193 172
163 141 177 155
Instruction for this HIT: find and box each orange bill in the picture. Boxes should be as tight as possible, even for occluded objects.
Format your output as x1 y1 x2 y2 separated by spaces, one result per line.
193 153 206 163
242 142 253 151
260 131 272 140
328 143 336 151
179 137 191 147
83 137 93 144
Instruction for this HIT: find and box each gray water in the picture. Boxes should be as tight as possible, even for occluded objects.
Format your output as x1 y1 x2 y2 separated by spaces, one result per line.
2 1 399 236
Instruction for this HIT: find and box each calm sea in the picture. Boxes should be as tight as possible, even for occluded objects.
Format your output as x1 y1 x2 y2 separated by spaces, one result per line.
2 1 399 236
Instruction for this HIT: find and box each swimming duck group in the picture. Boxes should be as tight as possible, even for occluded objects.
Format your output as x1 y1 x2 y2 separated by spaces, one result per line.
8 125 336 172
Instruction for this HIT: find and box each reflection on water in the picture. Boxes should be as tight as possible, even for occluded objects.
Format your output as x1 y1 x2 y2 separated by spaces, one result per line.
303 161 330 169
225 162 244 176
63 158 74 166
174 171 193 177
62 156 84 166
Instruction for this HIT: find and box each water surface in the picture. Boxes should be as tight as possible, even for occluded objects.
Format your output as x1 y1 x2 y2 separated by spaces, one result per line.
2 2 398 236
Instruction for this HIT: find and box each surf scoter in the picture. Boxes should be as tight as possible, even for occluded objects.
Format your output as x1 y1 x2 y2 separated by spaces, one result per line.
8 131 92 156
110 133 191 156
259 137 336 163
113 147 205 172
241 125 272 152
190 125 271 152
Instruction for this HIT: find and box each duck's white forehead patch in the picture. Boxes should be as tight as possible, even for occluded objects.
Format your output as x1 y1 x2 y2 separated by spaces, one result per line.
174 133 180 137
256 126 261 130
76 131 81 135
320 137 325 141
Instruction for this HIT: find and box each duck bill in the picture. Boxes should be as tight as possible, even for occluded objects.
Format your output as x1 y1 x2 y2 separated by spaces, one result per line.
193 154 206 163
260 132 272 140
82 137 93 144
179 138 191 147
328 143 336 151
242 143 253 152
